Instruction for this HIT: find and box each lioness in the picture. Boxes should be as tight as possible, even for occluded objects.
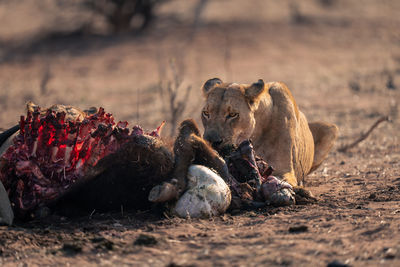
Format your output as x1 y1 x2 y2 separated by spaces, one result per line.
201 78 338 189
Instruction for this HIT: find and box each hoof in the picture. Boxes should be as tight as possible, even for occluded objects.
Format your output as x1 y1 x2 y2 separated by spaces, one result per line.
268 188 296 206
148 179 179 203
261 176 295 206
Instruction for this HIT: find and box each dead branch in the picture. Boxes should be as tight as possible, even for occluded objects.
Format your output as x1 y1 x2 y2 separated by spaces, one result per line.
187 0 209 42
338 116 390 152
157 58 193 137
223 33 232 81
40 63 51 95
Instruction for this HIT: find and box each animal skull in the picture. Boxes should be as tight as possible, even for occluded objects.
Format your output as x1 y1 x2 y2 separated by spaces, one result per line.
173 165 231 218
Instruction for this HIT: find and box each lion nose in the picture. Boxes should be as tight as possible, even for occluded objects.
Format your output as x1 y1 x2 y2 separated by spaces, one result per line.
204 131 223 149
211 140 222 149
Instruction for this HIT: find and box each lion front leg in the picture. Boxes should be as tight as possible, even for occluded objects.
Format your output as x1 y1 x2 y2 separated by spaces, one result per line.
260 132 297 206
281 172 297 187
258 83 304 205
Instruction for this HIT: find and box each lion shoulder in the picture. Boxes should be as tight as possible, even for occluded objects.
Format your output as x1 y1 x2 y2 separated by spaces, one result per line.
266 82 300 120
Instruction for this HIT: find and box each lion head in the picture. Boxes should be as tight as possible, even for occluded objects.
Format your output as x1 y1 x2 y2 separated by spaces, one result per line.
200 78 272 151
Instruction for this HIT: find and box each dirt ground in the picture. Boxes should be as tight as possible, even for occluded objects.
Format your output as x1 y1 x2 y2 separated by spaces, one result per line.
0 0 400 266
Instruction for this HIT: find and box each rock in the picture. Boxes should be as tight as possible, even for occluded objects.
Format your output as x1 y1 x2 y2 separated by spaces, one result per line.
288 225 308 233
91 237 114 250
384 248 397 259
327 260 350 267
134 234 158 246
0 180 13 225
61 242 82 255
173 165 231 218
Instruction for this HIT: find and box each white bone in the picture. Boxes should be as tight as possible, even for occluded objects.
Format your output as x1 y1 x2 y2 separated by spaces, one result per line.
173 165 231 218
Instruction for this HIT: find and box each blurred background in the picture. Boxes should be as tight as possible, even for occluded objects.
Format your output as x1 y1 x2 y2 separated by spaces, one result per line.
0 0 398 139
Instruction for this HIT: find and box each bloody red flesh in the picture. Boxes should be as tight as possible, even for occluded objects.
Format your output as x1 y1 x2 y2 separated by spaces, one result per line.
0 106 163 216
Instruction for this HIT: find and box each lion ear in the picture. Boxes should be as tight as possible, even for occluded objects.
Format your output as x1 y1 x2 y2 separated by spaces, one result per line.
202 78 222 96
245 79 265 104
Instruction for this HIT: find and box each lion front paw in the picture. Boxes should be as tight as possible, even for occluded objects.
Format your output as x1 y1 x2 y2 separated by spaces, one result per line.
261 176 296 206
293 186 318 204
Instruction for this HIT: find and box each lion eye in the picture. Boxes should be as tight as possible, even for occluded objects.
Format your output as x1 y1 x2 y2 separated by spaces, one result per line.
227 112 239 119
202 110 210 118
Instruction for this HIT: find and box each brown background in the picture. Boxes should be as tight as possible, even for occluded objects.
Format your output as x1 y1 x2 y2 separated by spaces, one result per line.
0 0 399 266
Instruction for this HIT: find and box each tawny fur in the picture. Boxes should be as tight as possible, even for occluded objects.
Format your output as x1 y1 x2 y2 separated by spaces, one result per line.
201 78 339 186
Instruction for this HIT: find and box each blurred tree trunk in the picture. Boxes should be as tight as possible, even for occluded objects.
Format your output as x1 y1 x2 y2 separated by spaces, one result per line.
86 0 165 34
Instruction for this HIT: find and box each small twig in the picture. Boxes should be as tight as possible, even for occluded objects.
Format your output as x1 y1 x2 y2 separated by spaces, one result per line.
157 58 193 137
40 63 51 95
223 33 232 81
183 0 209 43
89 209 96 219
338 116 390 152
136 87 140 124
156 52 168 116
